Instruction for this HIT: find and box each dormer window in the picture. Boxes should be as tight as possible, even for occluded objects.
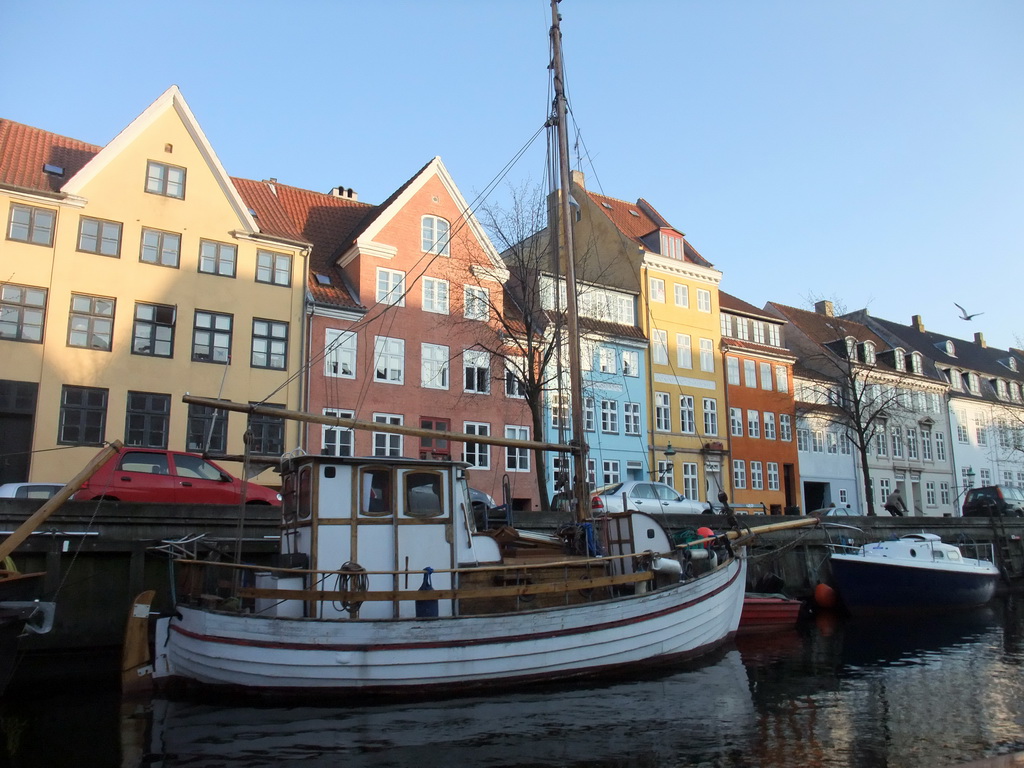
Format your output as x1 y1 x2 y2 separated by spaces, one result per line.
893 348 905 371
1001 357 1019 372
910 352 923 374
1011 382 1022 403
844 336 856 359
995 379 1009 400
660 232 684 260
861 341 877 365
967 372 980 394
937 339 956 357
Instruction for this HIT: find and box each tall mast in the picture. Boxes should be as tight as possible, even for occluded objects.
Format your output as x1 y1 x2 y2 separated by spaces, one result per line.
549 0 589 522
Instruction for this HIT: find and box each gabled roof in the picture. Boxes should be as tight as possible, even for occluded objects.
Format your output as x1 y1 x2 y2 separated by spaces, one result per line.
0 118 100 195
583 189 713 268
720 290 783 323
768 302 889 350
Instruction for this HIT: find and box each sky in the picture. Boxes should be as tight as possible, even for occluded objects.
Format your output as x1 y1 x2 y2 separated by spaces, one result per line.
2 1 1021 351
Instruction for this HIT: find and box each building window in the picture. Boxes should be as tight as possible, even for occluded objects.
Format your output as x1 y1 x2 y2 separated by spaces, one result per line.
696 289 711 313
733 460 746 490
598 347 617 374
7 203 55 246
58 385 107 445
682 463 699 500
0 284 46 343
730 407 743 437
601 400 618 433
624 402 641 435
373 336 405 384
371 414 403 456
763 412 776 440
420 417 449 458
649 277 665 303
676 334 692 369
422 277 449 314
703 398 718 436
422 215 450 256
674 284 689 307
622 350 639 376
464 286 489 321
505 358 526 398
980 468 992 486
827 432 838 454
125 391 170 448
583 396 596 432
140 228 181 267
463 349 490 393
505 426 530 472
812 430 824 452
325 329 356 378
735 318 749 341
752 322 766 344
760 363 773 390
699 339 714 372
750 461 764 490
251 319 288 370
940 482 951 505
187 402 228 453
655 392 671 431
196 239 238 278
727 357 740 385
256 250 292 286
747 410 760 439
680 396 696 434
602 460 621 486
322 408 354 457
652 330 668 365
925 481 936 506
248 405 285 455
192 311 232 363
935 432 947 461
775 366 789 392
463 422 490 468
921 429 932 460
780 414 793 441
145 160 185 198
721 314 732 338
67 294 114 350
132 302 175 357
767 462 780 491
376 267 406 306
77 217 122 257
907 427 919 460
421 343 450 389
891 426 904 458
797 428 810 452
876 426 888 456
550 393 568 429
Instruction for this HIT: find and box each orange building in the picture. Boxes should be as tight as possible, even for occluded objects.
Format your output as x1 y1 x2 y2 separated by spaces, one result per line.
719 292 800 513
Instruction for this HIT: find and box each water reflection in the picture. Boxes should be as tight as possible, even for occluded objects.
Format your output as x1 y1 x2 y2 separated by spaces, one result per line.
5 597 1024 768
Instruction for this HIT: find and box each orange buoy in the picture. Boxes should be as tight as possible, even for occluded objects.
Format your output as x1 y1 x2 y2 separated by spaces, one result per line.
814 582 839 610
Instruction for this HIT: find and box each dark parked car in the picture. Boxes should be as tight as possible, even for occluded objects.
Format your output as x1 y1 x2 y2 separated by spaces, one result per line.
74 447 281 505
962 485 1024 517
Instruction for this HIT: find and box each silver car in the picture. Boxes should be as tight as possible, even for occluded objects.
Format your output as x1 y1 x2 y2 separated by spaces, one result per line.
590 481 709 516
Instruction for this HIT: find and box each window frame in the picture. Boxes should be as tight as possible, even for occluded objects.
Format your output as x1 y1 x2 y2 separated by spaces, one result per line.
125 391 171 449
422 276 450 314
7 203 56 246
251 318 289 370
58 385 107 446
77 216 122 257
376 267 406 306
140 227 181 268
198 239 237 278
421 343 450 390
0 283 47 343
373 336 405 384
67 293 115 351
192 310 233 364
145 160 186 199
256 250 292 287
132 302 175 358
422 215 451 256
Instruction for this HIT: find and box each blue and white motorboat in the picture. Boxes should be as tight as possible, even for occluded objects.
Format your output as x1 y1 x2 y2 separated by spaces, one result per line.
829 533 1000 614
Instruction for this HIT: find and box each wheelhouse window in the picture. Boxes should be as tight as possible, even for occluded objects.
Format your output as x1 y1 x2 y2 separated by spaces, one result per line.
192 311 232 363
251 319 288 370
198 240 237 277
256 250 292 286
0 284 46 343
405 472 445 518
58 385 107 445
67 294 114 350
125 391 170 448
422 215 450 256
140 228 181 267
361 467 393 516
132 302 175 357
77 217 122 257
7 203 55 246
145 161 185 199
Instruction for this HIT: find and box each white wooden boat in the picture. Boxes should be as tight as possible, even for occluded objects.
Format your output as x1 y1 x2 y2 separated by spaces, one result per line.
829 532 1000 614
152 453 748 696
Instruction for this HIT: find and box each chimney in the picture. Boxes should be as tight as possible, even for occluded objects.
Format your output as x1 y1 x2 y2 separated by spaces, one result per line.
570 169 585 189
329 186 358 201
814 300 834 317
911 314 925 333
975 331 986 348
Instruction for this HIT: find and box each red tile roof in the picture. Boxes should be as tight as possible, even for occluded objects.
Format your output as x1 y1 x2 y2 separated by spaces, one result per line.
0 119 100 194
769 302 889 349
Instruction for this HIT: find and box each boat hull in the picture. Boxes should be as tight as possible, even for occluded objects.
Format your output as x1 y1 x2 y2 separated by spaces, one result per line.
739 594 803 632
830 555 999 613
156 556 746 697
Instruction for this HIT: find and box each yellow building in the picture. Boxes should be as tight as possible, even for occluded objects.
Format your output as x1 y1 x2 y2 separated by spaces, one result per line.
566 172 730 505
0 87 308 485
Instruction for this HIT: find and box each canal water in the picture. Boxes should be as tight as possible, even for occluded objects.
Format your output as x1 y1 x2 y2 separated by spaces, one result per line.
4 595 1023 768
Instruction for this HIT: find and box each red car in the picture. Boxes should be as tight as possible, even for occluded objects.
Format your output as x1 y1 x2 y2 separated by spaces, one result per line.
74 448 281 505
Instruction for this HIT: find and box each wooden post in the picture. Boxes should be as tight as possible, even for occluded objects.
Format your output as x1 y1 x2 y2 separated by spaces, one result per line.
121 590 155 697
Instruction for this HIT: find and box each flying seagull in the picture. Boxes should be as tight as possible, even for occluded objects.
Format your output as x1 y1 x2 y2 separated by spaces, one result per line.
955 303 984 321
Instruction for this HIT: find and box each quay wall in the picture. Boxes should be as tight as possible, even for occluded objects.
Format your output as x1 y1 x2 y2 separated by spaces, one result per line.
2 501 1023 655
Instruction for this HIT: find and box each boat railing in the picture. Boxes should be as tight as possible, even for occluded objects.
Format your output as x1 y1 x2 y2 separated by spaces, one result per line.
167 544 729 616
956 538 997 565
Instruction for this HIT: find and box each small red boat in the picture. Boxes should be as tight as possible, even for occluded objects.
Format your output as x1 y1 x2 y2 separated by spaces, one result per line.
739 593 804 633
